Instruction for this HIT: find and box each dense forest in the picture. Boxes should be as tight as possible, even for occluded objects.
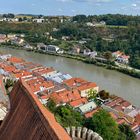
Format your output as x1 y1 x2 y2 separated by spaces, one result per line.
0 14 140 69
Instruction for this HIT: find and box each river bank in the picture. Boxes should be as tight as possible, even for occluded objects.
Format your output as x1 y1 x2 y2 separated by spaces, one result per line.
0 45 140 79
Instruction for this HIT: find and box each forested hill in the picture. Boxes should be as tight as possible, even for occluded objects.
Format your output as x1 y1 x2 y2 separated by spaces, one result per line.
72 14 140 26
0 14 140 69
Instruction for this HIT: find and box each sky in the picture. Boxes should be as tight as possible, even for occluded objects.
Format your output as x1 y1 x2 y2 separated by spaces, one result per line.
0 0 140 16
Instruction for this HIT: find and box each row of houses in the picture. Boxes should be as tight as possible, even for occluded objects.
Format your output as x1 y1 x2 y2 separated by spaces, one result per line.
0 33 25 45
0 53 99 115
0 16 71 23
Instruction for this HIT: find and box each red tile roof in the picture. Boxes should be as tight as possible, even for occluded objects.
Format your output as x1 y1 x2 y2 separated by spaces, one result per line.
84 108 100 118
50 89 81 105
32 67 56 76
135 114 140 125
69 97 88 108
63 77 88 88
8 57 24 63
30 81 54 93
13 70 32 79
77 82 98 91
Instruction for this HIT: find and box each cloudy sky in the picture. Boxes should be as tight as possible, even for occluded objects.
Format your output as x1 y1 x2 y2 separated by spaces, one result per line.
0 0 140 15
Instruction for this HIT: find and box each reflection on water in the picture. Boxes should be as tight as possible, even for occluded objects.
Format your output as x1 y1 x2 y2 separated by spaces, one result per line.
0 47 140 107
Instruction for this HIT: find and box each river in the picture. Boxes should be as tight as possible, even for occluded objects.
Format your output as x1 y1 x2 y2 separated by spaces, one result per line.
0 47 140 107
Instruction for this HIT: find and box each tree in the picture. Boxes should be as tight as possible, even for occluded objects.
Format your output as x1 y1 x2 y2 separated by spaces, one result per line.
18 18 23 22
88 89 97 100
119 124 136 140
84 109 119 140
3 13 15 18
98 90 110 100
104 51 113 61
72 15 87 23
47 99 56 113
54 105 84 127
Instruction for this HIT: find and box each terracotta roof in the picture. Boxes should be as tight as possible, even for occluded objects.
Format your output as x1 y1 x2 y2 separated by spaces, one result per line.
69 97 88 108
13 70 32 79
8 57 24 63
33 67 56 76
51 89 81 105
3 65 17 73
84 108 99 118
28 80 54 93
113 105 124 112
77 82 97 91
135 114 140 125
121 100 131 108
63 77 88 88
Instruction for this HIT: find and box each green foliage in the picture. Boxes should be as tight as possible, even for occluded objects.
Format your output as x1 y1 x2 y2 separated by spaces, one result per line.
98 90 110 100
129 53 140 69
84 109 119 140
72 15 87 23
5 79 15 90
104 51 113 61
3 13 15 18
87 89 97 100
118 124 136 140
47 103 84 127
47 99 56 113
55 105 85 127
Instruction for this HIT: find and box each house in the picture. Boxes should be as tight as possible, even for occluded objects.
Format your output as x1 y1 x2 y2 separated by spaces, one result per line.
33 18 45 23
62 36 71 41
11 37 24 45
0 34 7 43
32 67 57 78
50 89 81 106
83 49 97 58
7 34 16 39
12 70 32 80
112 51 123 58
83 49 91 56
7 57 24 64
24 44 33 50
47 72 72 83
77 101 97 114
37 44 62 54
47 45 61 53
112 51 130 64
90 51 98 58
84 108 99 118
63 78 99 97
69 97 88 108
116 55 130 64
77 82 99 97
102 96 135 124
37 43 47 52
93 21 106 27
86 22 94 27
0 54 12 60
25 77 55 94
63 77 88 89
